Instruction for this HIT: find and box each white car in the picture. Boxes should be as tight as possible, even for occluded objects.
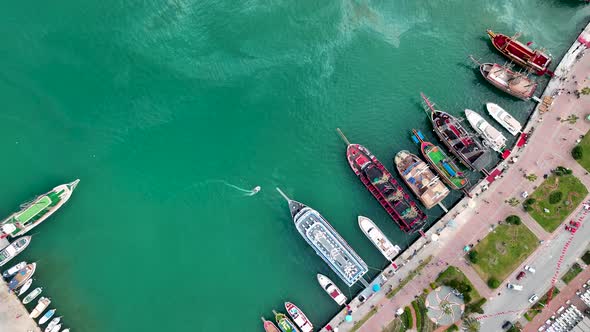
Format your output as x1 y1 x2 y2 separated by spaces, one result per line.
529 294 539 303
525 265 536 273
507 283 523 291
522 191 529 198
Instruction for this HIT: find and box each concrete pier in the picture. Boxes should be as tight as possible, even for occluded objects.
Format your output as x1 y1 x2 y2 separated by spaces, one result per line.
0 279 41 332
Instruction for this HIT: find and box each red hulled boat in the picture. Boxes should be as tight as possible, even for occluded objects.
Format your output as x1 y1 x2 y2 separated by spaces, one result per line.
487 30 552 75
340 135 426 233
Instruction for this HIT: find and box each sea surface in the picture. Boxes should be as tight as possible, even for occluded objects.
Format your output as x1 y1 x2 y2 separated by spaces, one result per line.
0 0 588 330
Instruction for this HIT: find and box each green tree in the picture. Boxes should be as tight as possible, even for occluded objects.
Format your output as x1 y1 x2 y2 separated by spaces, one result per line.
468 250 479 263
463 316 481 332
506 215 521 225
488 277 500 289
549 191 563 204
572 146 583 160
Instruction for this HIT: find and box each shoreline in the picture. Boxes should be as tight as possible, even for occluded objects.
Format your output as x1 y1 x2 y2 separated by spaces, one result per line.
0 279 41 332
320 21 590 332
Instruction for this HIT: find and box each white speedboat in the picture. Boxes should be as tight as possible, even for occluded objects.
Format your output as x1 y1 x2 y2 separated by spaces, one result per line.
285 302 313 332
45 316 62 332
317 274 347 306
0 236 31 267
50 323 62 332
23 287 43 304
2 261 26 278
465 109 507 153
486 103 522 136
30 297 51 319
39 308 56 325
18 278 33 296
61 329 70 332
358 216 401 261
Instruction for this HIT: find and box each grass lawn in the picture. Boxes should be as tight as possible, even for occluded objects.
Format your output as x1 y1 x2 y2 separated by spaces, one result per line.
527 174 588 232
472 223 539 282
562 263 584 284
574 130 590 172
382 317 407 332
436 266 482 303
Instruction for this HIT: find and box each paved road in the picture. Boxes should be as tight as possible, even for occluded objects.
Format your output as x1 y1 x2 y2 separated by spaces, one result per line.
480 207 590 330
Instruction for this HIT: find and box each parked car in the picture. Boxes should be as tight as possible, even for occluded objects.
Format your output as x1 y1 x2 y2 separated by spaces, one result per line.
529 294 539 303
565 225 577 233
521 191 529 198
502 321 513 330
507 283 523 291
525 265 536 274
516 271 526 280
570 220 581 228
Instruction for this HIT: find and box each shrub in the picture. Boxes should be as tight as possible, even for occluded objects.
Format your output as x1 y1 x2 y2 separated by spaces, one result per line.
488 277 500 289
573 146 583 160
506 215 522 225
464 298 486 315
430 282 437 290
445 324 459 332
463 293 472 304
524 198 536 205
549 191 563 204
582 251 590 265
403 306 412 328
412 300 422 332
468 250 479 263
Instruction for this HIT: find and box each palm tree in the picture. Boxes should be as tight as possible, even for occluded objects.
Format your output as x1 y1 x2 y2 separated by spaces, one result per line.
525 173 537 182
506 198 520 207
463 316 480 332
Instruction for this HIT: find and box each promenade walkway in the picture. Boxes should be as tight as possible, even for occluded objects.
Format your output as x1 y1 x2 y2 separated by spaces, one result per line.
321 23 590 332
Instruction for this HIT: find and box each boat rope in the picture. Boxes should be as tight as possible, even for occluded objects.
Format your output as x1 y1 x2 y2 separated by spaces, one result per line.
336 128 350 145
367 265 384 272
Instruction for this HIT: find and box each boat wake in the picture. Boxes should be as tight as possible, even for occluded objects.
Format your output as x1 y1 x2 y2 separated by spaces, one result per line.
209 180 261 196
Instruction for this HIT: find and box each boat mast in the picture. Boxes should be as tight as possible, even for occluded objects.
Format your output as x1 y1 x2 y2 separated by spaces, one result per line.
336 128 351 146
468 55 482 66
420 92 436 115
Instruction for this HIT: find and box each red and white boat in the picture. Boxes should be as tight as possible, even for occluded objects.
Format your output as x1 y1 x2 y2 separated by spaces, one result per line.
487 30 552 75
285 302 313 332
317 273 347 306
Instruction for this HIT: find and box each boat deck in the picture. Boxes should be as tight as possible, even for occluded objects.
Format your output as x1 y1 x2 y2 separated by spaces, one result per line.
484 63 537 98
425 147 467 189
15 196 51 224
396 152 448 208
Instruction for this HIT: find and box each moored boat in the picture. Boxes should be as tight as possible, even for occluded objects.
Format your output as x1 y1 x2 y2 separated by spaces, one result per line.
261 317 281 332
487 30 552 75
421 94 489 171
45 316 62 332
337 130 427 233
486 103 522 136
23 287 43 304
358 216 401 261
465 109 507 153
30 297 51 319
39 308 56 325
8 262 36 291
0 236 31 266
411 130 469 190
0 180 79 238
17 278 33 296
273 310 301 332
2 261 27 279
317 273 347 306
50 323 62 332
276 188 368 286
285 302 313 332
394 150 449 209
61 329 70 332
478 63 537 100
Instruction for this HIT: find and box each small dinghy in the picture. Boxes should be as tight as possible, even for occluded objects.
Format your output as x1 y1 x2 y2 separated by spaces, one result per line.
39 308 56 325
18 278 33 296
8 263 36 291
2 261 26 279
23 287 42 304
50 323 62 332
30 297 51 319
45 316 62 332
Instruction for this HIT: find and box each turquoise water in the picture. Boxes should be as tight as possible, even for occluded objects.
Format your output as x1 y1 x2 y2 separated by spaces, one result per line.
0 0 588 330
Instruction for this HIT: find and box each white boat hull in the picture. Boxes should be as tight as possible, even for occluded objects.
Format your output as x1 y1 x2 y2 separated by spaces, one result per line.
358 216 400 261
317 274 347 306
486 103 522 136
465 109 507 153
